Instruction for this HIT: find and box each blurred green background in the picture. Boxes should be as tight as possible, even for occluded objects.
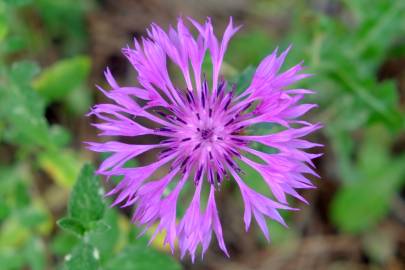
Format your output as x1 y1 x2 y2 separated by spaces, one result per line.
0 0 404 269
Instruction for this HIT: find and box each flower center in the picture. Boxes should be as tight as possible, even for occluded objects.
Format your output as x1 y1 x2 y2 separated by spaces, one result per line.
155 79 251 185
200 128 214 141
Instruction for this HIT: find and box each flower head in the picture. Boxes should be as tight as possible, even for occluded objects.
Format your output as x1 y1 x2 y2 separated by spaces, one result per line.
87 17 322 261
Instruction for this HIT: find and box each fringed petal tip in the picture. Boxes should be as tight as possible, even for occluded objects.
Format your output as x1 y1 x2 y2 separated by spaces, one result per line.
86 16 322 261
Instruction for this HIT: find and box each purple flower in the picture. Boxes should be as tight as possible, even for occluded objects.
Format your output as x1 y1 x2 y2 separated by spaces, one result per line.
87 17 322 261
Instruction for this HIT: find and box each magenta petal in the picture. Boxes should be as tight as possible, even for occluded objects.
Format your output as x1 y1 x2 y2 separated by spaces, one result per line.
87 16 322 261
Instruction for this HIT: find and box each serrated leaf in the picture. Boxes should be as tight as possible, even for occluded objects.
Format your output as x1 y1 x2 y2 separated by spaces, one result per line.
88 209 119 264
57 217 86 237
104 243 181 270
68 164 105 225
65 243 99 270
33 56 90 102
88 220 110 233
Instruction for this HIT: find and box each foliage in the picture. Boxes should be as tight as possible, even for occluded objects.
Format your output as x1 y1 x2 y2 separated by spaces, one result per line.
0 0 404 269
58 165 181 270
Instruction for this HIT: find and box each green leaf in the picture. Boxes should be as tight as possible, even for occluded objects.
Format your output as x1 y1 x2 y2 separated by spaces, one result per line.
57 217 86 237
0 15 8 42
1 35 27 54
0 199 10 221
88 220 110 233
33 56 90 102
326 127 357 183
351 0 405 59
331 180 391 233
64 243 100 270
230 66 255 94
49 125 72 147
331 127 405 233
38 149 81 188
68 164 105 225
0 62 51 149
50 231 79 256
65 85 93 115
88 209 119 264
226 30 273 69
0 216 30 247
0 248 25 270
327 64 404 131
11 61 40 84
24 237 46 270
17 207 47 228
3 0 33 7
35 0 90 54
104 243 182 270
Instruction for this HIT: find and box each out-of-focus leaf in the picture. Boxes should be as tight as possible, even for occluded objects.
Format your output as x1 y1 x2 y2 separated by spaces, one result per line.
64 243 100 270
65 85 92 115
49 125 72 147
35 0 91 53
238 160 271 197
3 0 33 7
326 127 357 183
33 56 90 102
0 166 28 221
367 80 404 128
24 237 46 270
331 127 405 233
57 217 86 237
327 64 404 131
68 164 105 225
10 60 40 83
38 149 81 188
226 30 273 69
50 232 79 256
0 15 8 42
0 62 51 149
14 180 30 208
0 248 25 270
271 220 296 242
230 66 255 94
0 216 30 247
331 181 391 233
0 199 10 221
104 242 182 270
17 207 47 228
1 35 27 54
14 200 53 236
350 0 405 61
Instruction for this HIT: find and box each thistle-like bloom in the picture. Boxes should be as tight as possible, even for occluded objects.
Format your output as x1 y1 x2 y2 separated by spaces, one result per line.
87 17 321 261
